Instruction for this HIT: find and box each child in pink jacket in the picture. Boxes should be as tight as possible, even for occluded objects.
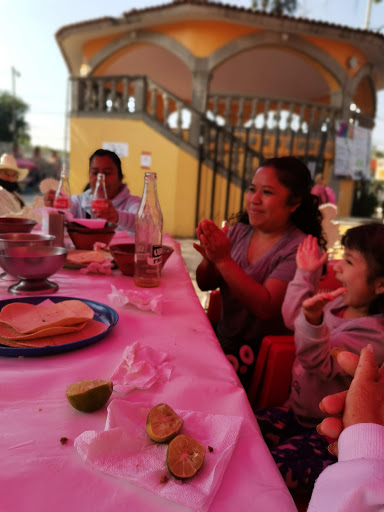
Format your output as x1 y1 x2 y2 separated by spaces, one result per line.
254 223 384 494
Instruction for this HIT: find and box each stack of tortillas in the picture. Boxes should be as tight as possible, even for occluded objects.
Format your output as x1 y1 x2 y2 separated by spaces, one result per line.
0 299 108 348
65 250 112 269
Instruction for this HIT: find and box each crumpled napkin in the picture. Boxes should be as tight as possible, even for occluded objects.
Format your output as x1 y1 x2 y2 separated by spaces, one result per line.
80 260 113 275
108 284 163 313
75 400 243 512
110 341 172 394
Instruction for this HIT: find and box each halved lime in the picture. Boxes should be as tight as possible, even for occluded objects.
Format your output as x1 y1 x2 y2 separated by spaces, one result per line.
166 434 205 479
66 379 113 412
146 403 184 443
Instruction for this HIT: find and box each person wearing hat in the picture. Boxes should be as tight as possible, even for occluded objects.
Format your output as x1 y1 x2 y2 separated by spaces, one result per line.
0 153 29 217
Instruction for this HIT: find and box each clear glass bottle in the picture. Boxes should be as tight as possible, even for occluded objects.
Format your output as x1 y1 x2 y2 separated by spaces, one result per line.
134 172 163 288
91 173 108 219
53 166 71 211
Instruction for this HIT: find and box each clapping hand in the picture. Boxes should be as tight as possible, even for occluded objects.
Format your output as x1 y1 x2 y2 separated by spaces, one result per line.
317 346 384 456
193 220 230 263
302 287 346 325
297 235 328 272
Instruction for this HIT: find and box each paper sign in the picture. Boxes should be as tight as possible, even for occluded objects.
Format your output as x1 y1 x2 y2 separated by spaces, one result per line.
334 120 371 180
140 152 152 169
102 142 129 158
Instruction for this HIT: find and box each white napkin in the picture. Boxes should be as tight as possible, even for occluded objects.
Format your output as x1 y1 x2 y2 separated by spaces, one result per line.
75 400 243 512
108 285 163 313
110 341 172 394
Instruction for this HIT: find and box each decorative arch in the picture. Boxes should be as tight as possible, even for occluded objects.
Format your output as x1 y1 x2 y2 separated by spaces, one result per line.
88 30 197 74
349 63 376 117
207 31 348 102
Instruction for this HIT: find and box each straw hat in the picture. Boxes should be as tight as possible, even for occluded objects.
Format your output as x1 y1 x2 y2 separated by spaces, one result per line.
0 154 29 182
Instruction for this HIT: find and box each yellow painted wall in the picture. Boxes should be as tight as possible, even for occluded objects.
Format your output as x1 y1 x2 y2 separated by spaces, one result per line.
69 117 199 237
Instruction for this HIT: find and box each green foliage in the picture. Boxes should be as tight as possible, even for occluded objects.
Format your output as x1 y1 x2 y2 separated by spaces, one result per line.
250 0 297 14
0 91 30 144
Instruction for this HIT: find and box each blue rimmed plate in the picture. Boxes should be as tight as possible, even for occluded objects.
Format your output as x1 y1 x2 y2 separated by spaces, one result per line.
0 296 119 357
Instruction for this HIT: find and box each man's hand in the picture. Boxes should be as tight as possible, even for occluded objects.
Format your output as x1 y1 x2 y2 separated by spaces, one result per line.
44 189 56 207
317 346 384 456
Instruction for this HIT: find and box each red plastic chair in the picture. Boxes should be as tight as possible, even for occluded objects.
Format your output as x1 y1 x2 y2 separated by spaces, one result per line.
247 335 295 408
206 289 221 324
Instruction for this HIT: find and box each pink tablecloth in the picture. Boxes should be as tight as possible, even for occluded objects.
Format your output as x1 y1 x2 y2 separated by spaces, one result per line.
0 234 296 512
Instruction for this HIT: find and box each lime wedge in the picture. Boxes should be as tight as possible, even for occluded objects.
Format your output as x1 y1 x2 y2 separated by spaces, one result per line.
66 379 113 412
167 434 205 479
146 403 184 443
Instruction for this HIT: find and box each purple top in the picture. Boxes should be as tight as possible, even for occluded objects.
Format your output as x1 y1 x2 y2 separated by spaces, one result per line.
216 222 306 350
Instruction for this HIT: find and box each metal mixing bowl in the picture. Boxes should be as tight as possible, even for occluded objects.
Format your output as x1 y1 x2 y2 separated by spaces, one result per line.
0 233 55 248
0 246 68 294
0 234 56 281
0 218 37 234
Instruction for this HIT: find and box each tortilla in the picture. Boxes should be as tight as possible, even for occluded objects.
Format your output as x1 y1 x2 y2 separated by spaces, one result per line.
0 300 94 334
0 321 87 340
66 250 106 265
0 320 108 348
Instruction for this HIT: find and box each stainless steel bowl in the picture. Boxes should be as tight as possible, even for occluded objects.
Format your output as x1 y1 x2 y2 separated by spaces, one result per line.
0 234 56 281
0 246 68 294
0 233 55 248
0 218 37 234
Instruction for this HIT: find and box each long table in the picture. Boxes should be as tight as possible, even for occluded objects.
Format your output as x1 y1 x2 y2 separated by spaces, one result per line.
0 234 297 511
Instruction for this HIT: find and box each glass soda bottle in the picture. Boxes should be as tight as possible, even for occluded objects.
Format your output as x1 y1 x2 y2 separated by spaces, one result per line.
91 173 108 219
134 172 163 288
53 166 71 211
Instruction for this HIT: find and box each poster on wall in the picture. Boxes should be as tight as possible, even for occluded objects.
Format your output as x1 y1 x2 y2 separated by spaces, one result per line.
334 121 371 180
102 142 129 158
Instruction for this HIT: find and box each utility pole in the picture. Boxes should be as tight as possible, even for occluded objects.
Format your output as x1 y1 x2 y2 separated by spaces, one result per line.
364 0 373 28
11 66 21 145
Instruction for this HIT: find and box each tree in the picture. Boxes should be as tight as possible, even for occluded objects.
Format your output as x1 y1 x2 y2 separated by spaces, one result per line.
0 91 30 144
250 0 297 15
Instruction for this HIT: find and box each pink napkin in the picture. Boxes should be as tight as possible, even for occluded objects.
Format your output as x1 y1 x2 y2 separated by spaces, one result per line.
75 400 243 511
80 260 113 275
110 342 172 394
71 218 107 229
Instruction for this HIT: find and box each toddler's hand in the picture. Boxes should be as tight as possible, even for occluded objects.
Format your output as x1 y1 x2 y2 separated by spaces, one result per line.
296 235 328 272
302 286 346 325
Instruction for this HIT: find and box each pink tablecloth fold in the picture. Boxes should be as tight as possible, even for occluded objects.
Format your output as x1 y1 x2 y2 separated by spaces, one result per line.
75 400 243 512
110 342 172 394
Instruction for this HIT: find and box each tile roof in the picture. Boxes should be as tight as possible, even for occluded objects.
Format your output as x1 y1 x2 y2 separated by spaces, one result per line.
55 0 384 41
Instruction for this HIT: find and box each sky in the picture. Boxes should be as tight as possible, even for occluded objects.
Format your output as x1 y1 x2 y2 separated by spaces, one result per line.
0 0 383 153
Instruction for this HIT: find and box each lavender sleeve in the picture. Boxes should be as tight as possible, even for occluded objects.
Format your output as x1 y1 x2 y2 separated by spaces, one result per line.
308 424 384 512
282 268 321 331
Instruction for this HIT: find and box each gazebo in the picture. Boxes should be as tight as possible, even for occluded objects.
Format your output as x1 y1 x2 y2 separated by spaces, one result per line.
56 0 384 236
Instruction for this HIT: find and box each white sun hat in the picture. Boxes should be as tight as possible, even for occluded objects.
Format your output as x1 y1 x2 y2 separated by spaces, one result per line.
0 153 29 182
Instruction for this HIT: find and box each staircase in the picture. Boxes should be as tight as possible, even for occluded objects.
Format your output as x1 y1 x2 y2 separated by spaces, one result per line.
70 75 340 222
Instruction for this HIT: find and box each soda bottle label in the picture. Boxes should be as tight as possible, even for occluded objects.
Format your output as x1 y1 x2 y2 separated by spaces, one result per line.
147 245 163 266
53 197 69 209
92 199 108 212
